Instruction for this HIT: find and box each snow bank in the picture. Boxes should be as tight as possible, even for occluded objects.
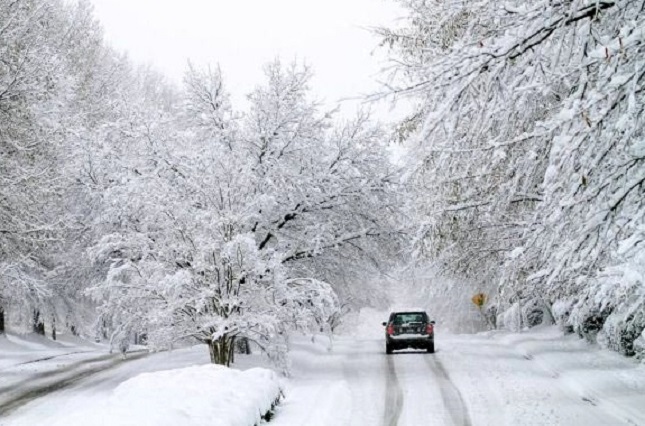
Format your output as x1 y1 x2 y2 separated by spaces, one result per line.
52 365 282 426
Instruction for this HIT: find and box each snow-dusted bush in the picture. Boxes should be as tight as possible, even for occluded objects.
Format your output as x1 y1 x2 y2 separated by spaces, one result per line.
634 331 645 361
551 299 575 334
496 298 555 332
564 244 645 355
595 248 645 356
570 301 614 344
523 299 550 328
599 303 645 357
501 303 521 333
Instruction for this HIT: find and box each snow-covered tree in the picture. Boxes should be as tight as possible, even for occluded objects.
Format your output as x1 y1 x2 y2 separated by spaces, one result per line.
89 60 401 366
0 0 104 333
0 0 180 338
381 0 645 350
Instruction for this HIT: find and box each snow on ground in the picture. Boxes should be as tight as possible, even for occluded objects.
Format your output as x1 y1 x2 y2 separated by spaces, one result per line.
1 331 284 426
0 332 104 369
43 365 281 426
0 332 156 417
271 335 386 426
274 309 645 425
435 326 645 425
3 312 645 425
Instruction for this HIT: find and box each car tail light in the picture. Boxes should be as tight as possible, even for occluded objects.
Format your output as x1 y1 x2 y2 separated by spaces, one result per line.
426 324 434 334
386 324 394 335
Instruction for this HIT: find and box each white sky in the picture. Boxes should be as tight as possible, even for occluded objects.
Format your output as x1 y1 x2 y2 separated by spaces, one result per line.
89 0 406 118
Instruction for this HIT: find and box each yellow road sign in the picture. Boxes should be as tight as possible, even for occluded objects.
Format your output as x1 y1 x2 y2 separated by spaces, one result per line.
471 293 486 307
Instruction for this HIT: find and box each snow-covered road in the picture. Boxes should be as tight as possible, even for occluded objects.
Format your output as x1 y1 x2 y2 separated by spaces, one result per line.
270 336 471 425
0 351 147 415
2 325 645 425
273 328 645 426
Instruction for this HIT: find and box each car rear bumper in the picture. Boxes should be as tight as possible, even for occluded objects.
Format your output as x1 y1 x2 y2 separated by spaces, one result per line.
386 334 433 348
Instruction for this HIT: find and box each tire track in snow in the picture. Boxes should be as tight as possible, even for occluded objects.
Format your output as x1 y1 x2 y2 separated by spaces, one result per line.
0 350 98 372
339 339 387 425
424 355 472 426
383 355 403 426
0 352 148 417
0 352 117 395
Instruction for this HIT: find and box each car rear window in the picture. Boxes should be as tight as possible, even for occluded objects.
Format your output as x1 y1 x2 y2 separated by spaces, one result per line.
391 312 426 324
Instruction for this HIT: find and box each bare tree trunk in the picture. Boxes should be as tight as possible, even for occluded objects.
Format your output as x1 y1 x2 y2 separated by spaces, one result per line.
228 336 236 365
206 335 234 366
0 305 5 335
51 315 56 340
207 339 216 363
33 309 45 336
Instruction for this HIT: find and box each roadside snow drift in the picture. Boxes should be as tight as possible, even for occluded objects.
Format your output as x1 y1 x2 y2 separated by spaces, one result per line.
49 365 282 426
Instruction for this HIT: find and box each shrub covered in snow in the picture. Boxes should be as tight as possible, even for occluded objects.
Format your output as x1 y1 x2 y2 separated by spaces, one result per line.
522 299 553 328
561 248 645 357
497 300 552 332
569 299 614 344
500 302 521 332
635 331 645 361
551 299 574 332
594 260 645 357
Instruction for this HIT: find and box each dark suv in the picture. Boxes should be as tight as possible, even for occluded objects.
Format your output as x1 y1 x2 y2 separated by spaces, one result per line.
382 310 435 354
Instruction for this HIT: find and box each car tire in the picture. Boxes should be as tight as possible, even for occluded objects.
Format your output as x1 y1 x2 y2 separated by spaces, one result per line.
386 344 393 354
427 342 435 353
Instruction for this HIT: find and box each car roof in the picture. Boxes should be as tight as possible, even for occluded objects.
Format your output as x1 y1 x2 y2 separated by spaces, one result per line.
389 306 425 312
